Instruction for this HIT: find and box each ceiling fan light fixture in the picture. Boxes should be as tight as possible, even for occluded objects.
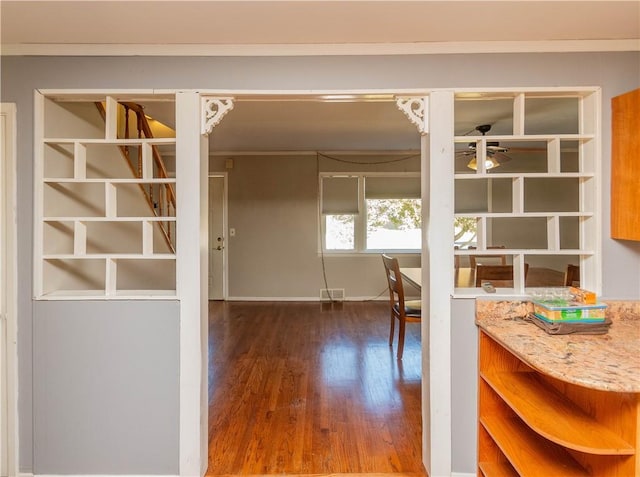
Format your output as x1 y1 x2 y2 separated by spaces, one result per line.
467 155 500 171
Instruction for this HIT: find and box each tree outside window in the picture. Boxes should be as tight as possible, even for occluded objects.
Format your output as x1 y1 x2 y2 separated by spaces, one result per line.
454 217 477 248
366 198 421 249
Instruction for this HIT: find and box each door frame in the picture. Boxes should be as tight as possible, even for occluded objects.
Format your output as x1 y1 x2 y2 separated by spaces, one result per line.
1 103 19 477
196 89 451 477
208 173 229 300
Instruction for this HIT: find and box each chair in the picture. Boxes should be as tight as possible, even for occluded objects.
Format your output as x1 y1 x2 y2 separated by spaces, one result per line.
381 254 422 360
475 263 529 288
469 245 507 269
564 264 580 286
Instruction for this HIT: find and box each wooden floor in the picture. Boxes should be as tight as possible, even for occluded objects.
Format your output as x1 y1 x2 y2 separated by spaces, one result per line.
206 301 424 476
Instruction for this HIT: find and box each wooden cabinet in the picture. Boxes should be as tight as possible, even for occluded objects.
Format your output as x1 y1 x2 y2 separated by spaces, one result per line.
478 330 639 476
611 88 640 240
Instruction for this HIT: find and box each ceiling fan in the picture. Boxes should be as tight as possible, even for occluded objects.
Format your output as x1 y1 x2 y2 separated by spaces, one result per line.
456 124 511 170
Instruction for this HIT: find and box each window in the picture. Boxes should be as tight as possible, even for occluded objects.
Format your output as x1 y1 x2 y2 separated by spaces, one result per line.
320 173 421 253
325 214 355 250
454 216 477 249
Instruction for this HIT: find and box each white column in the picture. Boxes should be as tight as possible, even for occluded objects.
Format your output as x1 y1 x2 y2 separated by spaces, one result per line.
1 102 19 477
176 91 208 477
423 90 454 477
580 90 601 294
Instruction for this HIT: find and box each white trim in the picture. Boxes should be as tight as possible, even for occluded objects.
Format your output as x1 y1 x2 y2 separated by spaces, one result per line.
33 92 44 298
201 97 234 135
1 102 19 477
226 296 393 302
451 473 477 477
16 470 183 477
33 86 603 97
212 149 420 156
396 96 429 134
2 39 638 57
423 91 455 476
175 92 209 476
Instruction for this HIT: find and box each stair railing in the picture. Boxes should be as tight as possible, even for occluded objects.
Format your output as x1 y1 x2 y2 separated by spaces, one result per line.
95 102 176 253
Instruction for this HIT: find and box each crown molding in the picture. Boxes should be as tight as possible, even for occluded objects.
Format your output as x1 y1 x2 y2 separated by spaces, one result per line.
2 39 639 57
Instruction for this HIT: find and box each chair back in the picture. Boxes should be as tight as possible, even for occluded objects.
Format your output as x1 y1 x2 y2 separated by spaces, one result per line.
564 264 580 286
382 254 407 307
469 245 507 269
475 263 529 287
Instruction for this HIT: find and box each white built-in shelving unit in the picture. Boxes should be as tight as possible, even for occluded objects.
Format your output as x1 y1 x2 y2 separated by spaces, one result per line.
35 93 177 299
453 89 600 294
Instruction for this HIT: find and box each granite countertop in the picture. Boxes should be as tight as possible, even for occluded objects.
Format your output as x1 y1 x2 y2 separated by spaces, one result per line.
476 300 640 393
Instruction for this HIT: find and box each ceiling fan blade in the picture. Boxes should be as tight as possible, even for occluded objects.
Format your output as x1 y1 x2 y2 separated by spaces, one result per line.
491 152 513 164
506 146 547 152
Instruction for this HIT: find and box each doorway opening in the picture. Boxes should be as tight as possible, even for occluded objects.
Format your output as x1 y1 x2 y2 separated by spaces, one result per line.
203 92 426 474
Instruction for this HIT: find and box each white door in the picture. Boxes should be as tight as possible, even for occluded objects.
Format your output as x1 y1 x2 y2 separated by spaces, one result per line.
1 103 17 477
208 176 226 300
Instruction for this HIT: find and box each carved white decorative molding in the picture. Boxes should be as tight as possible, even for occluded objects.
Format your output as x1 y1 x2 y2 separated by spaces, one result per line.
201 97 235 135
395 96 428 134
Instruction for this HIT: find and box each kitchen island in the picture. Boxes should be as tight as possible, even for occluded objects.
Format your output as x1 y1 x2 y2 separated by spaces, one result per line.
476 300 640 476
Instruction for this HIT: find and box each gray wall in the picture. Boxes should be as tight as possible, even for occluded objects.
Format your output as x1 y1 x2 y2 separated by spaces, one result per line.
211 153 421 299
33 300 179 474
2 52 639 475
450 298 478 473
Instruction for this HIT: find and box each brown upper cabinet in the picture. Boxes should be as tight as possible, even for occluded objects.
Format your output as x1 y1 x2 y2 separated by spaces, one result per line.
611 88 640 241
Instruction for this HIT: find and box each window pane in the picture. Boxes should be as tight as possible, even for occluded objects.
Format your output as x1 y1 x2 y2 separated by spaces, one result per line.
366 199 421 250
454 217 478 249
325 215 355 250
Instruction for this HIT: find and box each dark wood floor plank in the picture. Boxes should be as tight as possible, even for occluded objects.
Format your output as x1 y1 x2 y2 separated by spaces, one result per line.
206 301 424 475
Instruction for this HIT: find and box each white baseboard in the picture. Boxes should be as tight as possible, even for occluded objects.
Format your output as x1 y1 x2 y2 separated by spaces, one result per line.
226 296 319 301
452 472 477 477
225 296 389 302
25 474 178 477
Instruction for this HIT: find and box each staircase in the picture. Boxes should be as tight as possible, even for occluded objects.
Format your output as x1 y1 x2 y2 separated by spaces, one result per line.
95 101 176 253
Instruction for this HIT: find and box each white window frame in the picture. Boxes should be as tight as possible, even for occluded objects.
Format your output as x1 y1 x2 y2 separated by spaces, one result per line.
319 171 422 255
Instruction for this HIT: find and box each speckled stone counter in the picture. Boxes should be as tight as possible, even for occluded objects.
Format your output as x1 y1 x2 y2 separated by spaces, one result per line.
476 299 640 393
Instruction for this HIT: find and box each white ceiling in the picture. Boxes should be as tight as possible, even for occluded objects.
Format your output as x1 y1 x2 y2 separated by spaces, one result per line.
2 1 639 56
3 1 638 154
